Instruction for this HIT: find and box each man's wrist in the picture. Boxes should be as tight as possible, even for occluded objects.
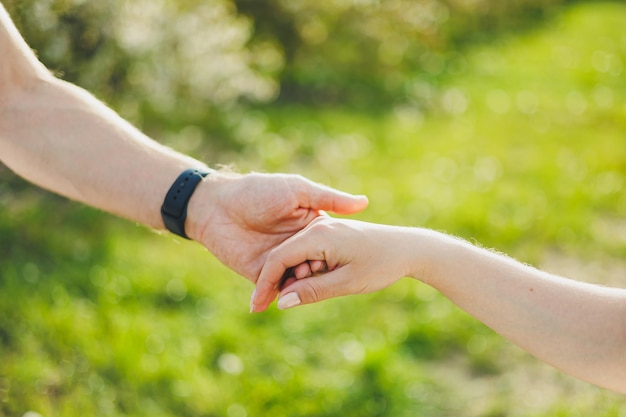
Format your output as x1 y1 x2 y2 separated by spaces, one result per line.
184 170 240 244
161 168 213 239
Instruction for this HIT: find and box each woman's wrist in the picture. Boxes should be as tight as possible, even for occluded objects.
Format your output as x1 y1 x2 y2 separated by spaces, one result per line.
405 228 458 285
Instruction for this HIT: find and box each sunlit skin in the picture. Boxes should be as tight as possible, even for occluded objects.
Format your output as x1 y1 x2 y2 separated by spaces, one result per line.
252 217 626 394
0 4 368 282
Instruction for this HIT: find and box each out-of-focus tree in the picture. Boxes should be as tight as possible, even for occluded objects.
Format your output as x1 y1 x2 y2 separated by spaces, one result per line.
235 0 572 109
3 0 282 150
6 0 579 115
4 0 581 132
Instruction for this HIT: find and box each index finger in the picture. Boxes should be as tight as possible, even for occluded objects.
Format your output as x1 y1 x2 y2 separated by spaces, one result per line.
251 229 326 312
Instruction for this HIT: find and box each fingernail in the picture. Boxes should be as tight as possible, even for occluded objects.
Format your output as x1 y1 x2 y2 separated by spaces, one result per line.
277 292 301 310
249 289 257 313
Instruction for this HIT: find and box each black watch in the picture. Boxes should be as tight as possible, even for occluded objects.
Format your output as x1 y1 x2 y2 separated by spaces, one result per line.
161 168 211 239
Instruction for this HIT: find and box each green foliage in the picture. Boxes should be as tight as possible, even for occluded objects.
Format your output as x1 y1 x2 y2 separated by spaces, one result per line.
2 1 626 417
235 0 578 108
3 0 279 152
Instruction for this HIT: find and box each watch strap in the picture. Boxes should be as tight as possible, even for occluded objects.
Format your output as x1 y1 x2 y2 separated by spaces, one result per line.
161 168 211 239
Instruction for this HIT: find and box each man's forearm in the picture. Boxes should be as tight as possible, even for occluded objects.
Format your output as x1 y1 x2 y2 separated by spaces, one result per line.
0 76 207 229
0 3 210 231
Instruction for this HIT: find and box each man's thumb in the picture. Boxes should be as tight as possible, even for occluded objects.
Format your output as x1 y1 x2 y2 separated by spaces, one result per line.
304 181 368 215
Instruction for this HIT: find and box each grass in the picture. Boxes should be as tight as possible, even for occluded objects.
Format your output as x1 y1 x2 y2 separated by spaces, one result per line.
2 2 626 416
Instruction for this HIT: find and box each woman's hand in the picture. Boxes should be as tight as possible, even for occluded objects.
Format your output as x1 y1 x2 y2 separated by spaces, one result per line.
250 217 420 312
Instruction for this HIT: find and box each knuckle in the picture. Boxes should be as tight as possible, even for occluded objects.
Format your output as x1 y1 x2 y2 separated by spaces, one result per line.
308 218 333 234
265 247 280 263
305 280 326 303
311 282 324 301
266 244 288 265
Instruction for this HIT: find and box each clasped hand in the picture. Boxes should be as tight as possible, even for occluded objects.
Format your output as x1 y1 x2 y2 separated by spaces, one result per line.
250 217 421 312
186 171 369 285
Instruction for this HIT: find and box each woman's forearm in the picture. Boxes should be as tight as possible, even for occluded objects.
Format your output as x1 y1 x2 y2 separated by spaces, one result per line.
412 231 626 393
253 218 626 392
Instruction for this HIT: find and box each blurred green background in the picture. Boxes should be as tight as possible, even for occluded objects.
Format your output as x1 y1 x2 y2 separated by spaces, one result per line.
1 0 626 416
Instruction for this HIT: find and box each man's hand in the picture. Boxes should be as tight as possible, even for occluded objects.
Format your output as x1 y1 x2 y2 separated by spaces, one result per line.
186 172 368 283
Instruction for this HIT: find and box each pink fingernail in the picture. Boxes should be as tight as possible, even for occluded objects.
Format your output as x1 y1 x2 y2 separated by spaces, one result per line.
249 289 257 313
277 292 301 310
